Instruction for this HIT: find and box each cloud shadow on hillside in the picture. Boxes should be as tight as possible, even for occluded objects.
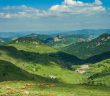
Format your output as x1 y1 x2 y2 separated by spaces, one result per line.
0 45 110 69
0 45 84 68
0 60 59 82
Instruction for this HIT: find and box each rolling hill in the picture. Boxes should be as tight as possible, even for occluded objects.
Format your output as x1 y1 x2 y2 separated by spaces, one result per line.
85 59 110 86
23 33 91 48
61 33 110 59
0 60 51 82
49 35 91 48
0 40 85 84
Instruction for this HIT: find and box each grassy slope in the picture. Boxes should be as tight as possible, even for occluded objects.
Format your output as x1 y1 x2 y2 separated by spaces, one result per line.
86 59 110 86
0 60 57 83
0 43 85 84
10 43 58 53
61 34 110 59
0 60 30 81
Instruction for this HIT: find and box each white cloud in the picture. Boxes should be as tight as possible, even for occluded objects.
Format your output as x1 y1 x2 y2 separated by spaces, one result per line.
49 5 69 12
94 0 102 5
63 0 84 6
0 13 16 19
0 5 52 19
0 0 108 19
50 0 105 14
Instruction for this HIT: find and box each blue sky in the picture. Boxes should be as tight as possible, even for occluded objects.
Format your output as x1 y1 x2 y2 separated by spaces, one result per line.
0 0 110 32
0 0 110 9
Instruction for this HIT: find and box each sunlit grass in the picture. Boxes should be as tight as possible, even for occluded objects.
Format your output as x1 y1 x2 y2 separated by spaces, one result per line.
9 43 58 53
0 81 110 96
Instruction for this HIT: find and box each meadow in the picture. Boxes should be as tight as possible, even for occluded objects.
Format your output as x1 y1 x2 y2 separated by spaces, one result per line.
0 41 110 96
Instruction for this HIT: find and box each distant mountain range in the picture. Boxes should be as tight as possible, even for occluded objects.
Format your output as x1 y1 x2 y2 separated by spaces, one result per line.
0 29 110 38
62 29 110 36
0 29 110 47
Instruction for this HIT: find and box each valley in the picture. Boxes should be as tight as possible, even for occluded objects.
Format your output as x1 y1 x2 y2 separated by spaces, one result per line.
0 30 110 96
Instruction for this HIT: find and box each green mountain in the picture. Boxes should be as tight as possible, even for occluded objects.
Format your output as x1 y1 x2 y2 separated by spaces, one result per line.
50 35 91 48
24 33 90 49
85 59 110 86
61 33 110 59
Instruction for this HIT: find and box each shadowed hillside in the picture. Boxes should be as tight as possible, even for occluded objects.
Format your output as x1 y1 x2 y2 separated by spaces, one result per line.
0 44 85 84
1 45 110 68
86 51 110 63
0 60 57 82
0 45 84 68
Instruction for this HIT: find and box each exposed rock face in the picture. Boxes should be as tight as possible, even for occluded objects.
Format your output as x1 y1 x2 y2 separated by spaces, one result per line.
54 35 64 42
13 37 40 44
